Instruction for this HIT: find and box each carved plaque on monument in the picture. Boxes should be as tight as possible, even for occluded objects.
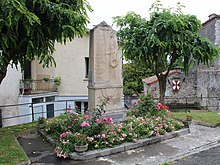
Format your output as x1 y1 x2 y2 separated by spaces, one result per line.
88 22 124 121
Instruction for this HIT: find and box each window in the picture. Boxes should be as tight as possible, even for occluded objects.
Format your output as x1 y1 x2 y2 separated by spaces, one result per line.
85 57 89 78
32 97 44 104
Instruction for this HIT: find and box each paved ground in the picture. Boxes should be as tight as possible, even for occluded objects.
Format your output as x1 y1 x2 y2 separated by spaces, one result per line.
18 122 220 165
172 145 220 165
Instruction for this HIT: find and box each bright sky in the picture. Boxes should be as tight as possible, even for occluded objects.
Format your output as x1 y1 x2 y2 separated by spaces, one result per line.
87 0 220 29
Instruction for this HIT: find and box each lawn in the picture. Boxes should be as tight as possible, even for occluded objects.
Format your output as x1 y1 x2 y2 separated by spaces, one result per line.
173 111 220 125
0 122 37 165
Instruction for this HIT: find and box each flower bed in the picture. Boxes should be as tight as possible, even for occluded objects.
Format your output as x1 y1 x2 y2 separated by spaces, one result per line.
43 95 186 159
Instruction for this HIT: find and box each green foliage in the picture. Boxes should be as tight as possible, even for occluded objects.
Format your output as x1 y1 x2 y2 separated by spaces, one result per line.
123 62 153 95
113 1 220 103
92 97 112 121
131 94 156 117
0 0 92 82
54 75 61 86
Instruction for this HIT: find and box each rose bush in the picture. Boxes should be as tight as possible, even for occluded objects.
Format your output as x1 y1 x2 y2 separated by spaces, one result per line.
45 96 184 158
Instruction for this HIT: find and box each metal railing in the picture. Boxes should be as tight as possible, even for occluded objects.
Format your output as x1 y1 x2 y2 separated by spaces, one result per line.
20 79 57 95
0 96 219 128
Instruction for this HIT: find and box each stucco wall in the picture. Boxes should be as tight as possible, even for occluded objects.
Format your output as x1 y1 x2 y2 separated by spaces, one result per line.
32 36 90 96
54 36 90 96
0 64 22 127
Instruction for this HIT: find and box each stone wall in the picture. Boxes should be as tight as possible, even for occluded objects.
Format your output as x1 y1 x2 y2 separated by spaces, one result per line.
144 69 197 105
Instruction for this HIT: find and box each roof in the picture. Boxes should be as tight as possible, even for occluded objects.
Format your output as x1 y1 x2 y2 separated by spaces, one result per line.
142 70 181 85
202 13 220 27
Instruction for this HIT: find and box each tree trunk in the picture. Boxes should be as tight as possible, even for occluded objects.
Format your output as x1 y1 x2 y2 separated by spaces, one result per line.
0 70 7 84
157 74 167 104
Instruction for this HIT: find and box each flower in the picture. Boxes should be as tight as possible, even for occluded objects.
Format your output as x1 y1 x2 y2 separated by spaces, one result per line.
102 117 107 122
81 121 90 127
95 119 99 123
84 114 89 120
157 103 162 111
107 97 112 101
66 107 71 111
133 101 137 105
107 117 113 124
60 132 67 138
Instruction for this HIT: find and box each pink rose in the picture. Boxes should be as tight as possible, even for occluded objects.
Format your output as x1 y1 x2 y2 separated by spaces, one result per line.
138 99 141 103
102 117 107 122
81 121 90 127
84 115 89 120
107 117 113 124
66 107 71 111
133 101 137 105
60 132 67 138
157 103 162 111
95 119 99 123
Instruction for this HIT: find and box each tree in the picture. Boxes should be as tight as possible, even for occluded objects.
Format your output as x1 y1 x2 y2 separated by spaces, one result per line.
114 1 219 103
0 0 92 84
123 62 153 95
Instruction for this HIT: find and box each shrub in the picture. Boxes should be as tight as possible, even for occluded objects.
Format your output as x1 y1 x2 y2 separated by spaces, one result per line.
45 96 184 158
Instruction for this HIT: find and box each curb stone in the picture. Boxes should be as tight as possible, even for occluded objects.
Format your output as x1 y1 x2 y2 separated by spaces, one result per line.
39 128 190 161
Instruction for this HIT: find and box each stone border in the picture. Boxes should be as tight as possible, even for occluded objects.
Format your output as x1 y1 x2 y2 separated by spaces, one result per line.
38 128 190 161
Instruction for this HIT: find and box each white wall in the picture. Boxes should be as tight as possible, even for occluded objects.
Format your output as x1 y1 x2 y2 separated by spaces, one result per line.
0 64 22 127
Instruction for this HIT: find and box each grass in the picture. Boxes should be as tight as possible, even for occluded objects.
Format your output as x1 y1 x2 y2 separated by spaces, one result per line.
0 122 37 165
173 111 220 125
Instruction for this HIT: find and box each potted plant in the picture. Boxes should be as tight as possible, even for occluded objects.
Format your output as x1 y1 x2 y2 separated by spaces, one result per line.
43 77 49 82
23 79 33 94
38 116 46 129
54 76 61 86
73 132 88 154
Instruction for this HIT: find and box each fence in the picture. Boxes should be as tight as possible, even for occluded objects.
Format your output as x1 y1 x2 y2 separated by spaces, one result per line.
0 99 88 128
0 96 219 128
0 98 126 128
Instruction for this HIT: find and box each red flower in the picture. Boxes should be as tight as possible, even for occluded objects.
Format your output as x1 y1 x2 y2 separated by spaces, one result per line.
133 101 137 105
164 104 169 110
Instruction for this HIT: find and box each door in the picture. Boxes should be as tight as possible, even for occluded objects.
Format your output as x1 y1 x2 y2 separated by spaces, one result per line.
47 104 54 118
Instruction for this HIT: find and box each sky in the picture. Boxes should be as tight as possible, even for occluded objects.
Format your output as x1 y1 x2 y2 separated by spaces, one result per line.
87 0 220 29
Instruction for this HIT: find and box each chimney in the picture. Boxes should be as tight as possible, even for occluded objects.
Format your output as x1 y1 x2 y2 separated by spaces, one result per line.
209 13 218 20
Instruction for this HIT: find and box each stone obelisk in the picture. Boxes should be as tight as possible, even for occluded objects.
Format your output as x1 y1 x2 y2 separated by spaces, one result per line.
88 22 124 121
